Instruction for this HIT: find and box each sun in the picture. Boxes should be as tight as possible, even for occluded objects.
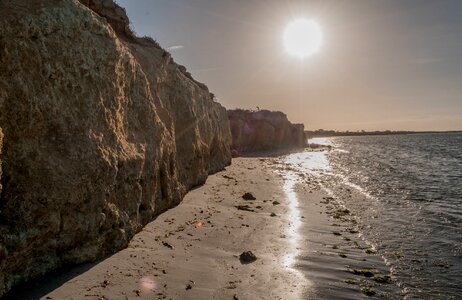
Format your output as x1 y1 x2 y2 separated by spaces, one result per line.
283 19 322 59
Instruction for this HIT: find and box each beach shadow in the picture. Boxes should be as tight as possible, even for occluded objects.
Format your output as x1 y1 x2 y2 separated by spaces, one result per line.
237 145 329 158
1 259 103 300
238 147 306 158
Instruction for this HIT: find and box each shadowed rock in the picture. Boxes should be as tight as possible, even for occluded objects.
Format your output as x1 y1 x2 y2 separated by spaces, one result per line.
228 109 306 154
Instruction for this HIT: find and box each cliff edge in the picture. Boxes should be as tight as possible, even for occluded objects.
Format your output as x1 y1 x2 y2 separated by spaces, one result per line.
228 109 306 154
0 0 231 295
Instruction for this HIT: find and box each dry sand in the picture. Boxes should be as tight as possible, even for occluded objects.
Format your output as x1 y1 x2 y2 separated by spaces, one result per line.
32 158 308 300
4 154 400 300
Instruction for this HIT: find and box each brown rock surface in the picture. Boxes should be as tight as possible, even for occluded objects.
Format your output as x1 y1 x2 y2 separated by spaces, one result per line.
0 0 231 295
228 109 306 154
0 128 2 196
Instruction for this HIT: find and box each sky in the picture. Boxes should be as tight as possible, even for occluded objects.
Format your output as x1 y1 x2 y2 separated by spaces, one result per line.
117 0 462 131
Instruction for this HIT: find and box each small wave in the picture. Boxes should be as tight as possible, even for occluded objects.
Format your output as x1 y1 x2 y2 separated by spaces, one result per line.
323 133 462 298
329 172 376 201
307 137 333 146
285 151 331 175
331 148 349 154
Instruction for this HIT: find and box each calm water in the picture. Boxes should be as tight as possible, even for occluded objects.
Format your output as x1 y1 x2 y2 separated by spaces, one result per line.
310 133 462 298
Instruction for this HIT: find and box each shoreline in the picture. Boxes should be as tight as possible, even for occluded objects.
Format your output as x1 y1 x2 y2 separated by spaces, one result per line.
4 154 400 299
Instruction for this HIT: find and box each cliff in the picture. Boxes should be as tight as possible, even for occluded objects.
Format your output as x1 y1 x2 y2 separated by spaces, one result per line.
0 0 231 295
228 109 306 154
0 129 2 197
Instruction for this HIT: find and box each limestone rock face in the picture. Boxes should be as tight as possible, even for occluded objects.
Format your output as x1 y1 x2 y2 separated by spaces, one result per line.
0 128 2 196
228 109 306 154
0 0 231 295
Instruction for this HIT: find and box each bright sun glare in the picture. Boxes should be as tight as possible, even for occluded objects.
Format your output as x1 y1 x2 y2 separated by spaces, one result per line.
283 19 322 59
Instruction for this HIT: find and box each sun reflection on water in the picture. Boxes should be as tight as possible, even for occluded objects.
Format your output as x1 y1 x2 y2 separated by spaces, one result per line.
282 171 302 269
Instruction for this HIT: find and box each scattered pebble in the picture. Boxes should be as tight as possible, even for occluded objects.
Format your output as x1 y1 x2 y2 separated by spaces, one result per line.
373 275 391 283
365 248 377 254
242 192 256 200
235 205 255 212
101 280 110 288
352 268 374 277
361 287 376 296
239 251 257 263
162 241 174 249
344 279 357 285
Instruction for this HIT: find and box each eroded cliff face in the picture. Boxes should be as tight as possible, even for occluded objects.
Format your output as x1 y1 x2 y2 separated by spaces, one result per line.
0 0 231 295
228 109 306 154
0 129 3 196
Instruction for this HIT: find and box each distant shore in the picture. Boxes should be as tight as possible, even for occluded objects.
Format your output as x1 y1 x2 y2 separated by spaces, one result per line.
305 130 462 139
4 152 401 299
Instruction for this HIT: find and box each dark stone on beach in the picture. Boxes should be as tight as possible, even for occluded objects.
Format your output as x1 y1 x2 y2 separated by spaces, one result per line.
361 287 376 296
344 279 357 285
332 209 350 219
272 201 280 205
365 248 377 254
353 269 374 277
270 212 277 217
239 251 257 263
235 205 255 212
101 280 110 288
432 260 450 268
373 275 391 283
162 241 174 249
226 282 237 289
242 192 256 200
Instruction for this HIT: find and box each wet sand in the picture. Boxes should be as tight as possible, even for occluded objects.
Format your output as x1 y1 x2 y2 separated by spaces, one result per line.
5 154 400 299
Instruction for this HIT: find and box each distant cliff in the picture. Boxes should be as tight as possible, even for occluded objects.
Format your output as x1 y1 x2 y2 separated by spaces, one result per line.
0 0 231 295
228 109 306 154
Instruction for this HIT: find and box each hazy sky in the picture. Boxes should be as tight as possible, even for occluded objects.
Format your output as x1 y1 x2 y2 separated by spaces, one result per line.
117 0 462 131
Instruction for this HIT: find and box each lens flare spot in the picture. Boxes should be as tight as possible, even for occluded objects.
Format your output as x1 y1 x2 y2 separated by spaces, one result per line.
139 276 157 292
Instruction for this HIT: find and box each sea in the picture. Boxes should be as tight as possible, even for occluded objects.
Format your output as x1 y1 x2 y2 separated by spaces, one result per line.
297 133 462 298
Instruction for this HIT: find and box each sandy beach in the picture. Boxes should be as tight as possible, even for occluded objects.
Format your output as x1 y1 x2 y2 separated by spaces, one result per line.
4 153 401 300
1 1 460 298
